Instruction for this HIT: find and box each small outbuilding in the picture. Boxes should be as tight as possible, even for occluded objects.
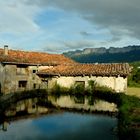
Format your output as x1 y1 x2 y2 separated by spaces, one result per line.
37 63 131 93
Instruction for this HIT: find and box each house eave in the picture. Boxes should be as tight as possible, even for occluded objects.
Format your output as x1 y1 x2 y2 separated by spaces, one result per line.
1 61 59 66
37 72 129 77
1 61 41 66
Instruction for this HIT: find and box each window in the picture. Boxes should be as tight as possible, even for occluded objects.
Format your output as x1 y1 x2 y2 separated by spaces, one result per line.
32 104 36 109
75 81 85 87
74 81 85 94
18 81 27 88
0 83 1 94
42 80 48 85
17 65 28 75
33 70 36 73
74 96 85 104
33 83 36 89
32 76 35 80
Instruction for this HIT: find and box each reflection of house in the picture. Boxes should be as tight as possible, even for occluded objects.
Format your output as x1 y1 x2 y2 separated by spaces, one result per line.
0 45 131 94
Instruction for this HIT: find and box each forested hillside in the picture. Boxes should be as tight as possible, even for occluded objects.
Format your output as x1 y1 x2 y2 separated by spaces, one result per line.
64 45 140 63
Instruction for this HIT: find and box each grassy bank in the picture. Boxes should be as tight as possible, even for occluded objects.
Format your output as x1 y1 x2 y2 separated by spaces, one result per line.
93 89 140 140
118 94 140 140
128 61 140 88
127 87 140 98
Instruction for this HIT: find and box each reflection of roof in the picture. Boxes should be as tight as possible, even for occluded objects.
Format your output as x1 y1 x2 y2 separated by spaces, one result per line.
0 48 75 65
37 63 131 76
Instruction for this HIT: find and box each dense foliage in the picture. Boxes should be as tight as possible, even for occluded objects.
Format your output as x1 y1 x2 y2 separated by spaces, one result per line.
133 69 140 84
94 90 140 140
66 49 140 63
128 61 140 87
118 94 140 140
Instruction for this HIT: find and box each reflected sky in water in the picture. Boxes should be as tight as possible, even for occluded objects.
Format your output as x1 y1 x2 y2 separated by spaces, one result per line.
0 112 118 140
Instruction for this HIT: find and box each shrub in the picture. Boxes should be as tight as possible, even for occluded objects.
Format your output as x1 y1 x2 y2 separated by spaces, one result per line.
86 80 96 94
117 94 140 140
51 83 69 95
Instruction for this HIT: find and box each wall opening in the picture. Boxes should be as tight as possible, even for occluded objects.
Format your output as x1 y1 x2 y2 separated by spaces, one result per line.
17 65 28 75
33 70 37 73
32 104 36 109
42 79 48 88
74 81 85 93
0 83 1 94
18 81 27 88
75 81 85 87
33 83 36 89
74 96 85 104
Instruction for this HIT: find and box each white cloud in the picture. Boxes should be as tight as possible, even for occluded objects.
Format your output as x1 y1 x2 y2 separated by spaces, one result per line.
27 0 140 40
0 0 140 53
0 1 41 34
63 40 96 49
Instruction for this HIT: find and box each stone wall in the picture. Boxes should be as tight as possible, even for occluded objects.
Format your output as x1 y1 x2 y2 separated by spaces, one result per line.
0 63 128 94
0 64 48 94
0 63 4 93
48 75 127 93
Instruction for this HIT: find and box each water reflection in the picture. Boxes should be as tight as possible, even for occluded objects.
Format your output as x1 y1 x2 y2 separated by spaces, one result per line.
0 94 118 140
4 98 49 117
0 112 118 140
3 95 118 118
48 95 118 113
0 121 9 131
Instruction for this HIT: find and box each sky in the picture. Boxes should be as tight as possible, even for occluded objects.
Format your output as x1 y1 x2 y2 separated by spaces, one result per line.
0 0 140 53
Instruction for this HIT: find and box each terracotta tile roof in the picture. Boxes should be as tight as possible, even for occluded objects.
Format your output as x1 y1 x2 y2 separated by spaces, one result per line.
0 48 75 65
37 63 131 76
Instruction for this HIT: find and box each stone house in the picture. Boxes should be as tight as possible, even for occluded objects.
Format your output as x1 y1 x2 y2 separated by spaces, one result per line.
37 63 130 93
0 46 74 94
0 45 131 94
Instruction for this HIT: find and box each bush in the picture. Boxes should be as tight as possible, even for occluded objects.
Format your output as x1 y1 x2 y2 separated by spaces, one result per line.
86 80 96 94
74 84 85 95
133 69 140 84
128 61 140 87
51 83 69 95
117 94 140 140
51 81 115 96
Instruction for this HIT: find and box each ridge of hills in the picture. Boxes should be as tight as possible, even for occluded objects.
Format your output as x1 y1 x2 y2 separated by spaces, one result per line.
63 45 140 63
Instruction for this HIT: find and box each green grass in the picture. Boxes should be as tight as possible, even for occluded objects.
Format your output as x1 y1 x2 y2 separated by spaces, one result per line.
117 94 140 140
127 87 140 98
128 61 140 88
92 89 140 140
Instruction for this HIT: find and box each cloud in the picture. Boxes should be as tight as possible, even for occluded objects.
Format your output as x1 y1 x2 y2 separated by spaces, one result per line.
63 40 96 49
26 0 140 40
0 1 40 34
80 31 93 37
41 40 97 53
41 42 66 53
1 0 140 53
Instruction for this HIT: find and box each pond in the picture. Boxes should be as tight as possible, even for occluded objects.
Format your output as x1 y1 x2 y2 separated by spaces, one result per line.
0 112 118 140
0 95 118 140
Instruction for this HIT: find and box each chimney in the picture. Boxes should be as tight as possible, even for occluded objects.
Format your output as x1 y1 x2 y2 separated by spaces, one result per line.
4 45 8 55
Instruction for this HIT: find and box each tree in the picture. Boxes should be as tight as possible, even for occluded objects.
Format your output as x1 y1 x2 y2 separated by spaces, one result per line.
133 69 140 84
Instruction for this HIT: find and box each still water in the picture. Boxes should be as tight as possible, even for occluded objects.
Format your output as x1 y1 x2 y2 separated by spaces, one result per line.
0 112 118 140
0 95 118 140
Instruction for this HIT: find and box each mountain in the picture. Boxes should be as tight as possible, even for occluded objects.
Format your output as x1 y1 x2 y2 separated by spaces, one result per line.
63 45 140 63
